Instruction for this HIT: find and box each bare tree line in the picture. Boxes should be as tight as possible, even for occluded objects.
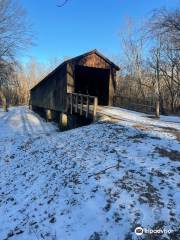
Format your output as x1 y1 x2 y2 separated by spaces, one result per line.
116 7 180 116
0 1 179 117
15 58 62 105
0 0 62 110
0 0 32 111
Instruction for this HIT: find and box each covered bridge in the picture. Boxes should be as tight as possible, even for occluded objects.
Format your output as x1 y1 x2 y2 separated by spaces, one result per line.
30 50 120 129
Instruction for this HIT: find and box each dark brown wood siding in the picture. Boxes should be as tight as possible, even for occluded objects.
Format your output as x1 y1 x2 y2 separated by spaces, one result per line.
67 52 115 105
30 63 67 112
75 52 111 69
30 50 119 111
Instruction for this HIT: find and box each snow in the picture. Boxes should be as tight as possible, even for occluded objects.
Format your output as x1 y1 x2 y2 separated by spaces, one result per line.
0 106 180 240
160 115 180 124
98 106 180 130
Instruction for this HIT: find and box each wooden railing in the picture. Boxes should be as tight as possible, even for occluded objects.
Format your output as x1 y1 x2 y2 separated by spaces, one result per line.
114 95 156 114
67 93 98 121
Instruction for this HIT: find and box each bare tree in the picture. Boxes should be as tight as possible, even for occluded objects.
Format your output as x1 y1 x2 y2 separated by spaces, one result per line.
0 0 32 111
148 8 180 50
150 54 160 116
117 18 147 101
147 7 180 114
160 44 180 112
13 57 62 106
57 0 69 7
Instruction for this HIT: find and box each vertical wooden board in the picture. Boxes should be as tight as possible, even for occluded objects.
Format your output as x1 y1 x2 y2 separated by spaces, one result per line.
30 64 67 112
108 68 115 106
93 97 98 121
67 63 75 93
86 96 89 118
77 52 110 69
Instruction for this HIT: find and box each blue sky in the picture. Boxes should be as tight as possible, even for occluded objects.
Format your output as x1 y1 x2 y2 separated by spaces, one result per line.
20 0 179 64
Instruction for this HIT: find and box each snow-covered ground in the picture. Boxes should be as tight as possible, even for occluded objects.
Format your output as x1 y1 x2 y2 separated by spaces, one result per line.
98 106 180 129
0 106 179 240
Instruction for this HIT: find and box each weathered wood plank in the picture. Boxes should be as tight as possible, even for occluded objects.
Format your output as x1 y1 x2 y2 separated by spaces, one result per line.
75 95 78 113
80 95 83 115
70 93 73 114
67 93 97 121
93 97 98 121
86 95 89 118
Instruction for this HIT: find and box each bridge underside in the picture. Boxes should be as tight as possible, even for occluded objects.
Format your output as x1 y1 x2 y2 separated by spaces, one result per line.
74 65 109 105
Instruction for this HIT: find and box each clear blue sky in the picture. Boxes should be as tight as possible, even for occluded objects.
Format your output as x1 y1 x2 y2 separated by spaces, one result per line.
20 0 179 64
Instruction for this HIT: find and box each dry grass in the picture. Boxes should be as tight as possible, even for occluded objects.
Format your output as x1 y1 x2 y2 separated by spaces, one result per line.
155 147 180 162
133 124 152 131
173 132 180 142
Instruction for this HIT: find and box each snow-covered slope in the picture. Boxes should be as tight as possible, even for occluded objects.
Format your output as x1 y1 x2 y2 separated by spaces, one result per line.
98 106 180 129
0 106 179 240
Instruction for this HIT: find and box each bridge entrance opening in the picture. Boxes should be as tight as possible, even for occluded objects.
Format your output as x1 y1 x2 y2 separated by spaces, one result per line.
74 65 110 105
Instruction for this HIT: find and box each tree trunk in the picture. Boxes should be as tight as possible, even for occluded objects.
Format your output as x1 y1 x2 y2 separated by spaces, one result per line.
155 98 160 118
171 98 175 113
159 95 166 115
0 89 8 112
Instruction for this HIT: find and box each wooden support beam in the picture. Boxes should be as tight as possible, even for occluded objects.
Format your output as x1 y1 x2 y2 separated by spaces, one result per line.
93 97 98 121
66 94 69 112
46 109 53 121
70 93 73 114
75 94 78 113
59 112 68 130
86 95 89 118
80 95 83 115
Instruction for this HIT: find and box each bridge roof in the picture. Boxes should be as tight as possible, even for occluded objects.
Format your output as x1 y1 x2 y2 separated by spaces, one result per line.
31 49 120 91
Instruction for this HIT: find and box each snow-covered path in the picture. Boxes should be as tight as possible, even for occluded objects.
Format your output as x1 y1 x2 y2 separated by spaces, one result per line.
98 106 180 130
0 106 56 138
0 106 179 240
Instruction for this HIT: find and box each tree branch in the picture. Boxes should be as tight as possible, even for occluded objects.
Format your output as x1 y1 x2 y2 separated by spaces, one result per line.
57 0 69 7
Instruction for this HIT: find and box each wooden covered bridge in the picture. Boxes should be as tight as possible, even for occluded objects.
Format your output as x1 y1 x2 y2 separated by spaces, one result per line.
30 50 120 129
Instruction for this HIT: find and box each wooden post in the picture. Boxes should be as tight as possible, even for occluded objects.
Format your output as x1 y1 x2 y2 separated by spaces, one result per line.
59 112 68 130
46 109 53 121
80 95 83 115
66 94 69 112
75 94 78 113
93 97 98 121
70 93 73 114
86 95 89 118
